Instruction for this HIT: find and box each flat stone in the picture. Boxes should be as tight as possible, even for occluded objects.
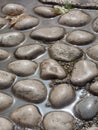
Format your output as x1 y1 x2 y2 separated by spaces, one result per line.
0 48 9 60
58 10 91 27
87 127 98 130
2 3 24 16
49 83 75 108
48 41 83 62
89 81 98 96
43 111 74 130
66 30 95 45
0 70 16 89
14 14 39 30
15 44 45 60
34 6 57 18
40 58 66 80
71 60 98 86
0 32 25 47
87 45 98 61
8 60 38 76
74 96 98 120
13 79 47 103
92 17 98 32
30 26 65 42
0 117 14 130
0 17 6 29
0 92 13 112
10 105 42 128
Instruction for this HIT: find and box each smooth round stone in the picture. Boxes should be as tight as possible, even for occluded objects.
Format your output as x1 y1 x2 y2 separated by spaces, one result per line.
48 41 83 62
66 30 95 45
49 83 75 108
0 93 13 112
86 45 98 61
0 32 25 47
40 58 66 80
12 79 47 103
71 60 98 86
58 10 91 27
89 81 98 96
30 26 65 42
0 17 6 29
0 48 9 60
92 17 98 32
14 14 39 30
2 3 24 16
10 105 42 128
8 60 38 76
15 44 45 60
0 70 16 89
74 96 98 120
87 127 98 130
43 111 74 130
0 117 14 130
34 6 57 18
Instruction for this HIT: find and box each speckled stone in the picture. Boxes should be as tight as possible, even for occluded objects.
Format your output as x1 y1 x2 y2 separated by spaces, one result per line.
92 17 98 32
89 81 98 96
87 126 98 130
0 48 9 60
0 17 6 29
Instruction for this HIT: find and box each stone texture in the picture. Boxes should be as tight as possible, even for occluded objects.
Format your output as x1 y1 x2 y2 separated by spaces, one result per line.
0 48 9 60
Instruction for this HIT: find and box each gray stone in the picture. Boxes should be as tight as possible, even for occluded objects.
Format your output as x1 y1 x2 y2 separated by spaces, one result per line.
66 30 95 45
40 59 66 80
89 81 98 96
30 26 65 41
0 48 9 60
87 127 98 130
48 41 83 62
71 60 98 86
92 17 98 32
8 60 38 76
0 17 6 29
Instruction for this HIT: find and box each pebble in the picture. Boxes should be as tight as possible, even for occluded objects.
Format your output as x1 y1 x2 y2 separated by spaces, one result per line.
74 96 98 120
48 41 83 62
71 60 98 86
0 70 16 89
92 17 98 32
40 58 66 80
0 117 14 130
30 26 65 41
87 45 98 61
8 60 38 76
12 79 47 103
2 3 24 16
0 92 13 112
0 48 9 60
58 10 91 27
66 30 95 45
43 111 74 130
87 126 98 130
0 17 6 29
0 32 25 47
49 83 75 108
34 6 57 18
14 14 39 30
10 105 42 128
15 44 45 60
89 81 98 96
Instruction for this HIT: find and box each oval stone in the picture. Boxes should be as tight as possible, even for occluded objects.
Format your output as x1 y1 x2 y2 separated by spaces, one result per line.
30 26 65 42
10 105 42 128
49 83 75 108
0 17 6 29
58 10 91 27
40 59 66 80
71 60 98 86
89 81 98 96
43 111 74 130
66 30 95 45
48 41 83 62
0 70 16 89
0 117 14 130
34 6 57 18
0 48 9 60
14 14 39 30
2 3 24 16
0 92 13 112
0 32 25 47
87 127 98 130
15 44 45 60
74 96 98 120
12 79 47 103
86 45 98 61
8 60 38 76
92 17 98 32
